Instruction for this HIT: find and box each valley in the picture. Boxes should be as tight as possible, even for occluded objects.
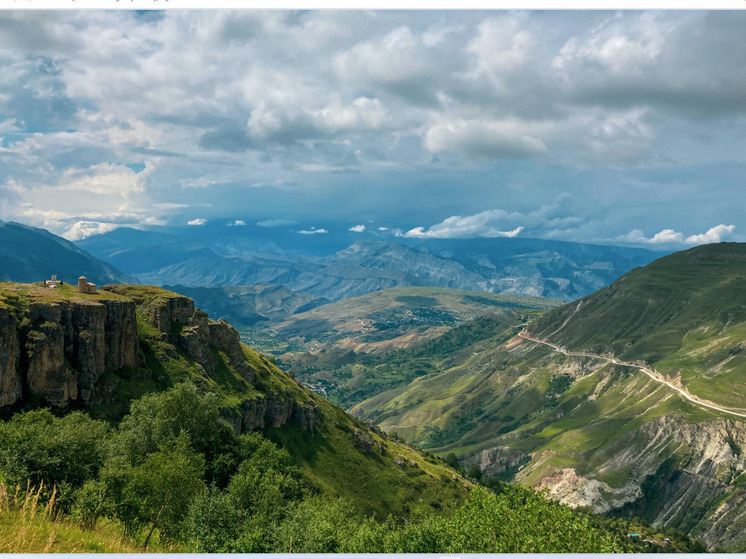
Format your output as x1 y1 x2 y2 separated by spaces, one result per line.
0 280 660 552
2 8 742 554
340 243 746 551
0 220 742 551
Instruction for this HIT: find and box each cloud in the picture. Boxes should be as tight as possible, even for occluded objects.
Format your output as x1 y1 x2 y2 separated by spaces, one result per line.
187 218 207 226
0 11 745 243
298 227 328 235
424 117 547 160
227 219 246 226
685 224 735 244
404 210 525 239
620 224 735 245
63 220 120 241
182 175 220 189
257 219 297 227
349 224 366 232
313 97 390 132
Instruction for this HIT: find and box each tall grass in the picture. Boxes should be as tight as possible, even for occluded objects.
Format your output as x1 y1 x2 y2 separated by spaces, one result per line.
0 481 142 553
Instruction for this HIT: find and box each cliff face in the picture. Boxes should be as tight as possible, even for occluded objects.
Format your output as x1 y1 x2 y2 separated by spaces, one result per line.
0 295 139 407
0 307 22 407
0 283 320 433
511 414 746 550
100 285 319 433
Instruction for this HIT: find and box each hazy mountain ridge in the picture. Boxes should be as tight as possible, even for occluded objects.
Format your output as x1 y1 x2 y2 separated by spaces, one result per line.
0 221 132 286
79 227 663 302
162 283 329 328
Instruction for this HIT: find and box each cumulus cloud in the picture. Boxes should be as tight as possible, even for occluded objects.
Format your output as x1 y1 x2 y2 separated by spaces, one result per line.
298 227 328 235
313 97 389 132
0 11 744 242
187 218 207 226
227 219 246 226
404 210 525 239
685 224 736 244
63 220 121 241
349 224 366 232
620 224 735 245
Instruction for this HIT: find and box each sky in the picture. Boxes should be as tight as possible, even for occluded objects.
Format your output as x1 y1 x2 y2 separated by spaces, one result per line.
0 10 745 248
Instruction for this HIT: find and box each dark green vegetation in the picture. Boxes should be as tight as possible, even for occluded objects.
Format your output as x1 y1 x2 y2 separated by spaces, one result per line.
349 243 746 551
0 281 657 552
0 386 676 553
0 220 131 286
263 287 559 406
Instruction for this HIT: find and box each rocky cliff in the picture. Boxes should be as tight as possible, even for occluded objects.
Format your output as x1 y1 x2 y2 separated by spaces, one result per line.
0 282 319 433
0 287 138 407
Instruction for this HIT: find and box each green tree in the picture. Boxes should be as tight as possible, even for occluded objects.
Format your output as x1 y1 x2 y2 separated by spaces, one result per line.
467 463 483 481
119 434 206 547
0 409 109 507
186 486 241 552
445 452 461 471
227 434 304 525
271 496 359 553
72 479 112 529
110 382 241 486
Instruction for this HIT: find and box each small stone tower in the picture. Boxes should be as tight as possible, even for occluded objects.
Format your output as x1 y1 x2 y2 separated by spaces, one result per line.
78 276 97 294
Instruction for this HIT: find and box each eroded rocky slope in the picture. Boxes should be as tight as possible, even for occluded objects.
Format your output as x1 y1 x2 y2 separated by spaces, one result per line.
0 282 319 433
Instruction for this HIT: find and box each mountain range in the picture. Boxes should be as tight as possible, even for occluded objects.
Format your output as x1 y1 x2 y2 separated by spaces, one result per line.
79 225 663 302
0 220 131 286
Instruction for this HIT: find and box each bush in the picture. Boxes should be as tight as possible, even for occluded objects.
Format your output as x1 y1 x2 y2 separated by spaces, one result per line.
0 410 109 508
186 486 241 552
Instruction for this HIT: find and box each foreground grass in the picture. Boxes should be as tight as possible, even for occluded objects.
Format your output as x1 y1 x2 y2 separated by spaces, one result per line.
0 482 164 553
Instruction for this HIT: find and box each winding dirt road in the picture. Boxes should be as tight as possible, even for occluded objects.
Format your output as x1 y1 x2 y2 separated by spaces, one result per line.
517 331 746 420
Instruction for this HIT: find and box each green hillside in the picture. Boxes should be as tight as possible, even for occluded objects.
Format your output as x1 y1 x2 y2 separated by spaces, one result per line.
530 242 746 410
264 287 560 407
0 281 655 553
351 244 746 551
267 286 560 353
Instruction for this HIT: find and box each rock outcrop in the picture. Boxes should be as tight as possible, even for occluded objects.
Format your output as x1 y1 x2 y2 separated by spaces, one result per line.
210 320 255 382
521 415 746 550
0 307 21 407
0 283 320 435
0 295 140 407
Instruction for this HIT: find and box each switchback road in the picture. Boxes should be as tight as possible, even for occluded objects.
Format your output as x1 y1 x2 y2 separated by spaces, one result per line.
518 331 746 420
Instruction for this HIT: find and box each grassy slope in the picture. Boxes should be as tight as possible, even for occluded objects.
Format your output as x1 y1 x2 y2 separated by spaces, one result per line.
346 245 746 549
265 287 560 408
530 242 746 410
1 282 471 519
352 245 746 461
